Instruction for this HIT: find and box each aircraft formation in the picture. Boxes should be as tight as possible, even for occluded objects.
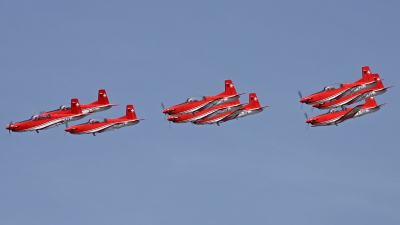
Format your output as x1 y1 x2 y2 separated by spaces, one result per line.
4 66 392 135
162 79 268 126
5 90 144 136
299 66 392 127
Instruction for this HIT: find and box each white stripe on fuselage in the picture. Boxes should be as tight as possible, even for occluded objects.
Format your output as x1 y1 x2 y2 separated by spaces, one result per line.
313 89 348 104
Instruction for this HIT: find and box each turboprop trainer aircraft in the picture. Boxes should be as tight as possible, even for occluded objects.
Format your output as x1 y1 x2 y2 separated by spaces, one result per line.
48 89 117 115
305 97 385 127
5 98 87 133
299 66 378 105
194 93 268 126
65 104 144 136
167 100 242 123
313 72 392 109
162 79 245 115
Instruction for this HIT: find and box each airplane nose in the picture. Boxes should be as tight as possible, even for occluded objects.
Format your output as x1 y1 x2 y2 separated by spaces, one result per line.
65 127 74 133
306 118 317 124
5 125 11 130
163 108 175 114
167 116 178 121
300 97 312 103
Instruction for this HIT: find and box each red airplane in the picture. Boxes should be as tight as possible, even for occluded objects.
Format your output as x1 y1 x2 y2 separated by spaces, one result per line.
305 97 385 127
162 79 245 115
5 98 88 133
167 100 242 123
313 71 392 109
194 93 268 126
299 66 378 105
64 105 144 136
47 89 117 115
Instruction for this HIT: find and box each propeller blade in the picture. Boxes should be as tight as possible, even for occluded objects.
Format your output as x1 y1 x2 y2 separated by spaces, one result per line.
298 91 303 99
8 121 12 134
304 112 308 119
298 91 304 109
161 102 165 110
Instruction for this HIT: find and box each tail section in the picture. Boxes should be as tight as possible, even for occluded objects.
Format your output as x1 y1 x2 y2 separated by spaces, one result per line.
363 97 378 108
125 104 138 120
247 93 261 108
362 66 371 77
218 79 238 96
371 74 384 89
359 66 385 83
357 66 373 82
71 98 83 114
356 96 385 118
97 89 110 104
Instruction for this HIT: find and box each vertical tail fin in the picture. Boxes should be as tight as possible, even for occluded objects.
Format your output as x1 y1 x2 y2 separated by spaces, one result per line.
98 89 110 104
357 66 373 82
126 104 138 120
362 66 371 77
364 97 378 108
247 93 261 108
71 98 83 114
371 74 384 89
218 79 238 96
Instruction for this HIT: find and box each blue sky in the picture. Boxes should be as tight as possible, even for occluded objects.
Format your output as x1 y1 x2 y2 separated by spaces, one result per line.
1 1 399 224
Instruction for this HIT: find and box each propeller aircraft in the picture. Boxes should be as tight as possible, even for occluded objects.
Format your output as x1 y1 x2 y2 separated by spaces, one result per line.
64 104 144 136
194 93 268 126
47 89 117 115
162 79 245 116
313 73 392 109
5 98 88 133
299 66 378 105
305 97 385 127
167 100 242 123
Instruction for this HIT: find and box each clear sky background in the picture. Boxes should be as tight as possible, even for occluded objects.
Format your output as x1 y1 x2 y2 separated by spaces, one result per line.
1 1 399 224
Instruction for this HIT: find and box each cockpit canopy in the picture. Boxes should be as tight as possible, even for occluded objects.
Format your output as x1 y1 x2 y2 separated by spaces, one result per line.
186 96 206 102
31 112 51 120
326 106 347 114
322 84 343 91
87 118 107 124
59 105 71 110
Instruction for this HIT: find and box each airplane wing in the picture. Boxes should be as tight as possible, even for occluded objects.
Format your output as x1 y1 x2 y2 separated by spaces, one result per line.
336 104 363 123
89 123 116 133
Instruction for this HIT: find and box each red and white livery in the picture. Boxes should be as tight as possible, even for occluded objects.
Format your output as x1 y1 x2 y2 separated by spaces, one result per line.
48 89 117 115
194 93 268 126
65 105 144 136
6 98 88 133
300 66 378 105
162 80 245 115
313 67 392 109
306 97 385 127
